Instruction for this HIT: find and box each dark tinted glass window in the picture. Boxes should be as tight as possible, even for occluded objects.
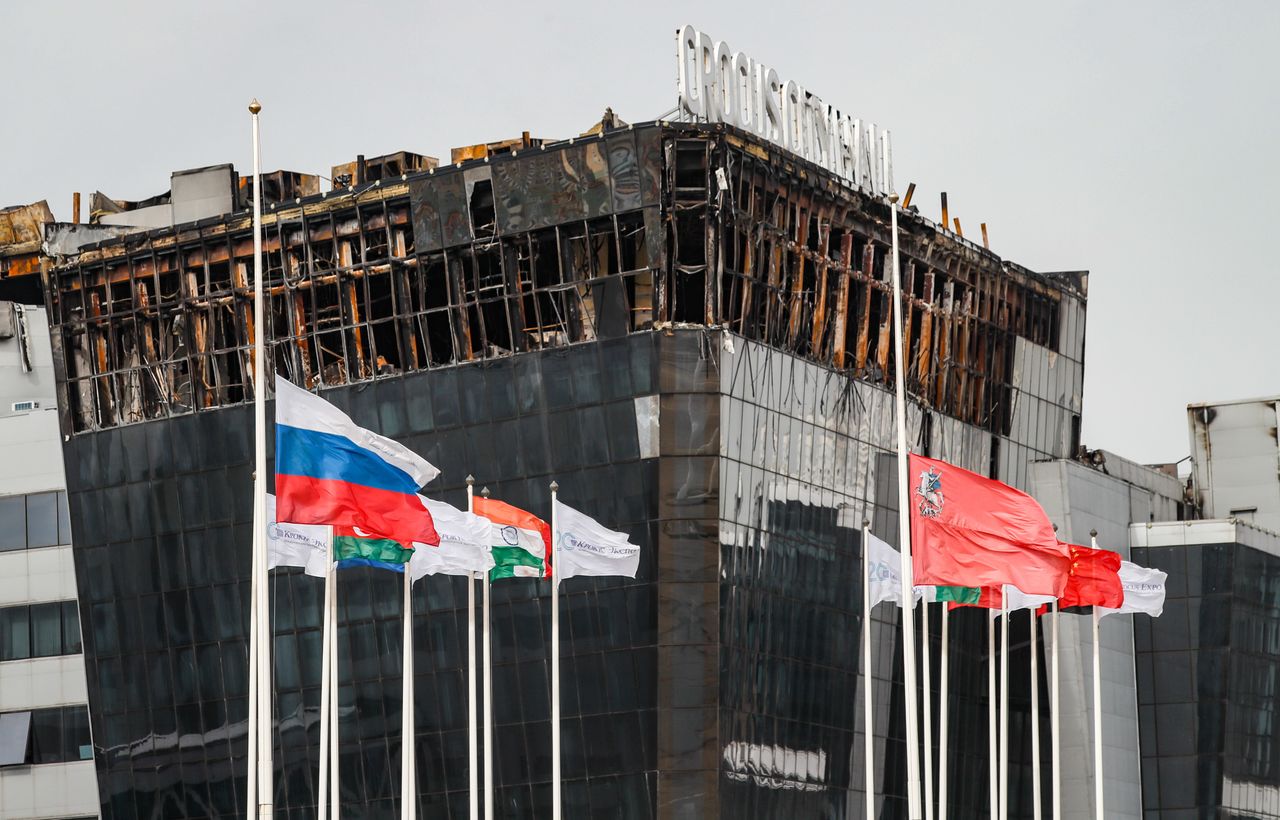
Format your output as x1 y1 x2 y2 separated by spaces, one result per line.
0 496 24 550
57 491 72 546
25 492 59 548
29 603 62 658
63 602 82 654
1 706 91 766
0 607 30 661
29 708 63 763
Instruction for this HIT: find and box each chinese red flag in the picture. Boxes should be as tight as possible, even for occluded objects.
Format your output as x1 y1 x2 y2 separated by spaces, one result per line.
1058 543 1123 608
909 454 1072 596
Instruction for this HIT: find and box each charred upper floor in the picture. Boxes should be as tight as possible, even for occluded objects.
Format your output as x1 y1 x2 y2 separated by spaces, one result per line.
40 120 1087 441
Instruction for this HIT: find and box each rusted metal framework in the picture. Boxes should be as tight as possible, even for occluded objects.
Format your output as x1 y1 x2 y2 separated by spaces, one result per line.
43 122 1084 437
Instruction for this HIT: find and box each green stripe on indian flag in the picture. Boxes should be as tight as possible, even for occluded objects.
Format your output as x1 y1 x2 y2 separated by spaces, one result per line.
490 545 546 579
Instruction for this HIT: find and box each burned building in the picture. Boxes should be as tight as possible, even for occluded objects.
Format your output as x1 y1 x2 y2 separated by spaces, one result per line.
42 118 1088 818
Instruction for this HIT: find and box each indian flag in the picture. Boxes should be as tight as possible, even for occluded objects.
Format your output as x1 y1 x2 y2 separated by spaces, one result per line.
473 496 551 580
333 525 415 572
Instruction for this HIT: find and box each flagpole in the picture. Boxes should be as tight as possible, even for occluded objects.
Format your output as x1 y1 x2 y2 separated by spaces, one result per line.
329 559 339 817
999 590 1009 820
246 573 258 818
466 476 479 820
481 487 494 820
246 97 274 820
861 522 875 820
1051 600 1061 820
987 612 997 819
888 189 923 820
1090 530 1104 820
1030 609 1042 820
938 603 949 820
402 562 415 819
921 600 934 820
550 481 562 820
318 528 335 820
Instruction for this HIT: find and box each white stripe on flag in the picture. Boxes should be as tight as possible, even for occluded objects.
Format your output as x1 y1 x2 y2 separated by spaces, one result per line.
275 377 439 486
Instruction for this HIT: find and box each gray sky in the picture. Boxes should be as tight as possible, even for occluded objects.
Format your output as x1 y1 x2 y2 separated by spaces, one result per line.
6 0 1277 464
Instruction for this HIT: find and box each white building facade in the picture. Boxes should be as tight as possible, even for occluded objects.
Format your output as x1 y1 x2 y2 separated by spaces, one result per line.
0 302 100 819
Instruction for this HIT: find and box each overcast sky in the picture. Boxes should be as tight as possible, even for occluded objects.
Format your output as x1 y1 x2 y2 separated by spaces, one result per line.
5 0 1277 464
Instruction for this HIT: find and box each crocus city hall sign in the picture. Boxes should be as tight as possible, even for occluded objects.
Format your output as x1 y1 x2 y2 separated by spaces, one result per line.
676 24 893 196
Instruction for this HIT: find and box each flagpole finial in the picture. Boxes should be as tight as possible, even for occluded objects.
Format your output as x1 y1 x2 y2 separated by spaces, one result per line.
1090 528 1098 538
862 519 870 528
248 98 262 115
889 191 900 204
550 481 559 492
481 487 490 498
1052 523 1059 532
466 474 475 486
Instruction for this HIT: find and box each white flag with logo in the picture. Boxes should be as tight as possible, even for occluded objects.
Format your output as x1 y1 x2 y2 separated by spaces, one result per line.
267 494 331 578
1097 561 1167 618
552 500 639 583
409 496 495 581
866 531 925 608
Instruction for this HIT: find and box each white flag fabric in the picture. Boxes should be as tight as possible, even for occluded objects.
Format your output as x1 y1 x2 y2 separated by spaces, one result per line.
266 494 331 578
408 497 495 581
866 531 925 608
1002 585 1057 614
1097 561 1167 618
552 500 640 583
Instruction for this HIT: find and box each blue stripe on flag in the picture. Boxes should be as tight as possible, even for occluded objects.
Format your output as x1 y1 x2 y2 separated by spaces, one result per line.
335 557 407 573
276 424 420 494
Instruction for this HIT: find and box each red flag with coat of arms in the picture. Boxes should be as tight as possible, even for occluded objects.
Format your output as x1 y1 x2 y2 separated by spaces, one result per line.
909 454 1072 596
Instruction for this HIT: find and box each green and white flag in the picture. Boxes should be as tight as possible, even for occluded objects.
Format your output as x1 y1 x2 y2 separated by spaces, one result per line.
552 500 640 583
409 497 495 580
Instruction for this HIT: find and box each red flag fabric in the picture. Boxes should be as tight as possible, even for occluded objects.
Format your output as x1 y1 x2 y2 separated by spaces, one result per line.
909 454 1072 596
1058 543 1123 608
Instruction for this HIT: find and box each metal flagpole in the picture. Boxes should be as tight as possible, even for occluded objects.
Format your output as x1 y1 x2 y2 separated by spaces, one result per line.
466 477 479 820
938 604 949 820
247 574 258 817
402 562 415 819
550 481 562 820
318 528 335 820
1090 531 1104 820
1030 609 1042 820
922 600 934 820
888 190 923 820
999 590 1009 820
861 522 875 820
987 612 997 819
481 487 494 820
247 97 274 820
332 537 342 816
1051 600 1062 820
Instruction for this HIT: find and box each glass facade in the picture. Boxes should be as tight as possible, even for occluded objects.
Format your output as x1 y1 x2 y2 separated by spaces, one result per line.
59 330 1071 818
47 122 1087 818
65 337 660 819
1133 540 1280 820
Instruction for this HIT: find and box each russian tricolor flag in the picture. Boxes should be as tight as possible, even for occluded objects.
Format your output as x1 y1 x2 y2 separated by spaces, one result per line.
274 377 440 547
